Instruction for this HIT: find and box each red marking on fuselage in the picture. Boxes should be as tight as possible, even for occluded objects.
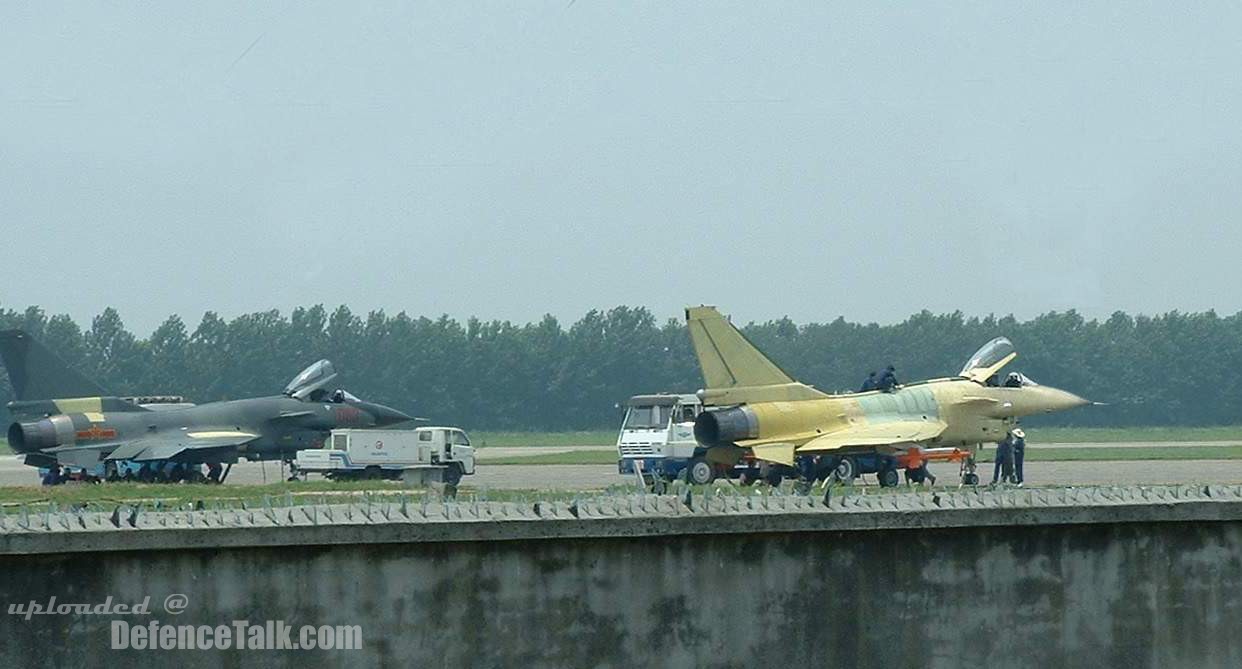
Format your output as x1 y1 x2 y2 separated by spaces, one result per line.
76 424 118 441
334 406 363 426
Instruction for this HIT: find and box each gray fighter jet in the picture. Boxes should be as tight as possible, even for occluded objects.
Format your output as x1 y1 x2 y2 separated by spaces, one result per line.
1 330 411 476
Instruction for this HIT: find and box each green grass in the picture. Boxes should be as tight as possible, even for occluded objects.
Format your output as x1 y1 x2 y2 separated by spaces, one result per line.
1029 426 1242 443
976 445 1242 462
487 450 620 465
470 431 615 448
0 480 656 511
0 480 417 508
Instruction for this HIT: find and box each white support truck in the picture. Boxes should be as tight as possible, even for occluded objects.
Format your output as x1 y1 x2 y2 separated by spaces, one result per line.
616 393 761 488
293 427 475 485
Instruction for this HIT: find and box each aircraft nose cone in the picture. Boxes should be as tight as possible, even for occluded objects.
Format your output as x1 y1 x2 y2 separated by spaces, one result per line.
1041 387 1090 414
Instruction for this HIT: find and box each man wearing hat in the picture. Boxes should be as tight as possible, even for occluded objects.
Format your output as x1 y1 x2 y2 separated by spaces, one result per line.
1011 427 1027 486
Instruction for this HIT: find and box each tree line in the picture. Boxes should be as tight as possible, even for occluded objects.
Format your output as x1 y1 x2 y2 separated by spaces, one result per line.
1 304 1238 430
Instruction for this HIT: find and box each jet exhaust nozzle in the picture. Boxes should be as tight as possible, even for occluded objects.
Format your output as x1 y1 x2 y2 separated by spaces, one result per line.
7 419 62 453
694 406 759 446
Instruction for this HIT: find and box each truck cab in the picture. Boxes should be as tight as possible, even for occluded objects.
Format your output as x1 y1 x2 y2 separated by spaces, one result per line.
617 394 759 485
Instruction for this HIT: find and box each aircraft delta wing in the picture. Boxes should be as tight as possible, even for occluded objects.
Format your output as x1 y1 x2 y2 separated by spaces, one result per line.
43 432 261 469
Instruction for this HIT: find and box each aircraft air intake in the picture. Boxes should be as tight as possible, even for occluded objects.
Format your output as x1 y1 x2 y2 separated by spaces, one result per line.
694 406 759 446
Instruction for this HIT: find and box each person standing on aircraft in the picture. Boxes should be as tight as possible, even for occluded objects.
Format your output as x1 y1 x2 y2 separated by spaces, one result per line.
877 365 899 392
1012 428 1026 486
991 433 1015 485
859 371 878 392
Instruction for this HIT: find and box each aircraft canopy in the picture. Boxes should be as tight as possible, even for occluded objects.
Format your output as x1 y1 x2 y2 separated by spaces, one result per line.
284 360 338 400
959 337 1017 382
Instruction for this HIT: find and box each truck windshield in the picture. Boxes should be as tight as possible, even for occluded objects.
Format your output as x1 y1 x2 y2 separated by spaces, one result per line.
624 405 670 429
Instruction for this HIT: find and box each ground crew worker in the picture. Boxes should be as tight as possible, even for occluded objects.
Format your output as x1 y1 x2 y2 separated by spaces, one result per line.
859 371 878 392
991 433 1015 485
913 463 936 486
877 365 899 392
40 466 63 486
1012 428 1026 486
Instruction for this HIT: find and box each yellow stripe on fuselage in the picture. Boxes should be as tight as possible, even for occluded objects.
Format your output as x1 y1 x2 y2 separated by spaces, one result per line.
53 397 104 414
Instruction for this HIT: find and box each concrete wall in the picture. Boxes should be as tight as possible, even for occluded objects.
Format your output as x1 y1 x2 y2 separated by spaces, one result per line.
3 488 1242 668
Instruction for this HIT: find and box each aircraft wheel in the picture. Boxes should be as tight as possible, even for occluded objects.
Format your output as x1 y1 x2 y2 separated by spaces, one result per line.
444 463 464 486
834 457 856 482
878 468 900 488
687 458 715 486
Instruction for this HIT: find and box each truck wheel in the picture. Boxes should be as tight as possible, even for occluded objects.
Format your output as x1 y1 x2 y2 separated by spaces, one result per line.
834 457 856 482
963 472 979 486
878 468 899 488
687 458 715 486
363 466 382 480
444 463 464 486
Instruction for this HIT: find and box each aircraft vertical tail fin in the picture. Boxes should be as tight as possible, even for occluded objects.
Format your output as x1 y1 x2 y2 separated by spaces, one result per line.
684 306 827 404
0 330 108 401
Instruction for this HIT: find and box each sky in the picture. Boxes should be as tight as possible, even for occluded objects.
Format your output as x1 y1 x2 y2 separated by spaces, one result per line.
2 2 1241 335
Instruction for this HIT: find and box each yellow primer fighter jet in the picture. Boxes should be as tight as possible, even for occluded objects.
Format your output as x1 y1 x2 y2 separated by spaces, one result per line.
685 306 1089 486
